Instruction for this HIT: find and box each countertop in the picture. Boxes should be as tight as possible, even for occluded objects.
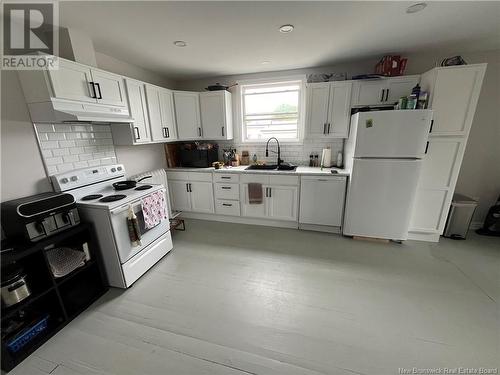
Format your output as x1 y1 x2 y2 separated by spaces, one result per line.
165 166 349 177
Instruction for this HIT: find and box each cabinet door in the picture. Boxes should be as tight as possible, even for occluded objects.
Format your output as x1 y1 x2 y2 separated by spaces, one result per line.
174 91 202 140
299 177 346 226
169 181 191 212
240 184 267 218
124 79 150 143
47 59 96 103
91 69 127 107
200 91 227 140
386 77 420 103
306 83 330 137
327 82 352 138
159 89 178 141
145 85 166 142
267 185 298 222
352 80 386 106
430 66 485 135
409 189 449 232
190 181 215 214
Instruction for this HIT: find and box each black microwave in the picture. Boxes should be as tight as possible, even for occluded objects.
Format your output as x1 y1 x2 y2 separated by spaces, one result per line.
179 148 218 168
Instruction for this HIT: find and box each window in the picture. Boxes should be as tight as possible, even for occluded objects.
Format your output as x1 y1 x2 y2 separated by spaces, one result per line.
240 79 304 142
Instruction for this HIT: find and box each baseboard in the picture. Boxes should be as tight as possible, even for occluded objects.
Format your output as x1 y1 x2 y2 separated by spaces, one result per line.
180 212 299 229
298 223 341 234
407 231 441 242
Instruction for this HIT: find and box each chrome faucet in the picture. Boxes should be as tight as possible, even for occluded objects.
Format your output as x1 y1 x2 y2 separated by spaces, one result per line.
265 137 283 167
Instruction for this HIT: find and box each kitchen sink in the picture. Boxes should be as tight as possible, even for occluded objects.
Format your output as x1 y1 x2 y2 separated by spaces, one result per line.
245 164 297 172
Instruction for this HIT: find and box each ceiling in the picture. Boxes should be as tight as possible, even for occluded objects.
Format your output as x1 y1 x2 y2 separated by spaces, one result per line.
59 1 500 80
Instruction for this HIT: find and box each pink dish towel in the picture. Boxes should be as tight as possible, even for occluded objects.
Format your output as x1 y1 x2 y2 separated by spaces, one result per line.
141 191 167 229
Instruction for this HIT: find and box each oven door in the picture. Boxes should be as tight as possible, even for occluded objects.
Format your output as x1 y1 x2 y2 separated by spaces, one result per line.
110 191 169 263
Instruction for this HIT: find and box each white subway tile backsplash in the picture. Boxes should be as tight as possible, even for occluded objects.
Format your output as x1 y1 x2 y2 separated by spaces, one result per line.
35 123 117 175
59 140 76 148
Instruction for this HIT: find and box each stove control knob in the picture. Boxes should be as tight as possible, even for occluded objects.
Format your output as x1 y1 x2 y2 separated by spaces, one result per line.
60 178 69 184
111 168 116 172
70 176 78 182
117 166 122 171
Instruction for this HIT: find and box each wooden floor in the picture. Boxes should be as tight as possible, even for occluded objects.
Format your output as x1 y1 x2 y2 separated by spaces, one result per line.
10 220 500 375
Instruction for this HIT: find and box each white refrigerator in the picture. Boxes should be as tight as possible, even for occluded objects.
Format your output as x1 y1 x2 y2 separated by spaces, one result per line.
343 110 433 241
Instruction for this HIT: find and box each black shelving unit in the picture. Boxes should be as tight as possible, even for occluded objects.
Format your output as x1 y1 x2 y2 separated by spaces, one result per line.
1 223 108 372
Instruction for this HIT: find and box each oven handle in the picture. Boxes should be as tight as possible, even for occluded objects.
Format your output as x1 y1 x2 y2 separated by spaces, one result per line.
110 189 166 215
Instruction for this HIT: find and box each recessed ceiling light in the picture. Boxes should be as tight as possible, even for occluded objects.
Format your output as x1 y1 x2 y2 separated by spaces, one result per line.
261 61 270 65
279 24 294 33
406 3 427 14
173 40 187 47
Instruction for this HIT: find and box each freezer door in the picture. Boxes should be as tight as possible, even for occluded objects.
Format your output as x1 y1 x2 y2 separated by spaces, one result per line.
343 159 422 240
352 110 432 158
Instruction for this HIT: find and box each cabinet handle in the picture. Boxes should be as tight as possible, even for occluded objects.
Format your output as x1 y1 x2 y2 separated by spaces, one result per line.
198 127 202 137
189 183 192 192
429 120 434 133
134 126 140 140
221 176 231 180
317 179 328 182
221 126 225 137
323 123 327 134
221 186 231 190
385 88 389 102
327 123 331 134
166 127 170 138
380 89 385 102
186 183 189 192
425 141 429 154
268 187 271 198
222 203 232 207
89 82 96 98
95 82 102 99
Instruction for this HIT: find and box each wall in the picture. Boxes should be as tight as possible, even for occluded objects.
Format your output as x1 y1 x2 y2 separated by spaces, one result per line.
0 54 175 202
176 49 500 224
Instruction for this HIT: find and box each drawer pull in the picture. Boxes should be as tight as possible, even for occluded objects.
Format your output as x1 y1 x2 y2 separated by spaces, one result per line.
221 176 231 179
221 186 231 190
222 203 232 207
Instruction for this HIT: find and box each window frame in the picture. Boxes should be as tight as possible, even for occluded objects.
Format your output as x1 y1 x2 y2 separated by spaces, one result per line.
237 75 306 144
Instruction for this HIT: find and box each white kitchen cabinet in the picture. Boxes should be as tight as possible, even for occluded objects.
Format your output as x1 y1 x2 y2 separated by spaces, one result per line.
306 81 352 138
169 180 192 212
167 172 214 214
174 91 202 140
90 69 127 107
351 75 420 106
46 59 95 103
267 185 298 221
200 91 233 140
420 64 486 136
111 78 151 145
190 181 215 214
159 89 178 141
299 176 346 227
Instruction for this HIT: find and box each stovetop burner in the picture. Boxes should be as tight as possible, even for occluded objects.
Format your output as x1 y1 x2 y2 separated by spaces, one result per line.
99 194 127 203
135 185 153 191
81 194 104 201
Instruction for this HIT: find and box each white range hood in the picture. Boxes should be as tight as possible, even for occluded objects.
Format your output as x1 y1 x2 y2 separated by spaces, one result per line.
27 99 133 124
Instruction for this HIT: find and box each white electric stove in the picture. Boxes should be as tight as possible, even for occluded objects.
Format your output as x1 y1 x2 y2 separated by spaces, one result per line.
51 164 173 288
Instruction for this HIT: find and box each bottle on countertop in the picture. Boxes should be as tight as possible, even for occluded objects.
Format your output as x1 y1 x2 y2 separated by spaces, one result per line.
309 154 314 167
336 151 343 168
314 154 319 167
252 153 258 164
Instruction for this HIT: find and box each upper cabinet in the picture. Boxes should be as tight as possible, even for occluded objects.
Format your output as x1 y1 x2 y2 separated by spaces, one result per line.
88 69 127 107
46 59 96 103
174 91 202 140
306 81 352 138
421 64 486 136
351 75 420 106
200 91 233 140
145 85 178 142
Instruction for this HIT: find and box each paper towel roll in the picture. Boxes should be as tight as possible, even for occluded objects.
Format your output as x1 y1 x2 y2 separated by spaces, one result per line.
321 148 332 168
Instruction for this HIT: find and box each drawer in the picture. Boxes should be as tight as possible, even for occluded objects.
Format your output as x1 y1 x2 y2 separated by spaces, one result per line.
214 173 240 183
215 183 240 200
269 175 299 186
301 175 347 182
188 172 213 182
241 174 270 184
215 200 241 216
166 171 189 181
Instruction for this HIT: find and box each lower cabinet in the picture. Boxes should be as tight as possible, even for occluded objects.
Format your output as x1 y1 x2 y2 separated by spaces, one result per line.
240 175 299 222
167 172 214 214
299 176 347 227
